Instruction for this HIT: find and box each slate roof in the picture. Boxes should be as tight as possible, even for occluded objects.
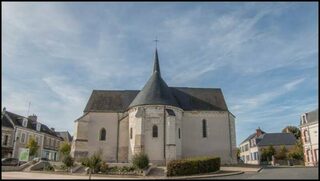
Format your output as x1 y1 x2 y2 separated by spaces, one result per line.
257 133 296 146
2 114 14 128
55 131 72 142
128 49 180 109
239 129 266 145
83 49 230 113
84 87 229 113
2 111 61 138
302 109 318 125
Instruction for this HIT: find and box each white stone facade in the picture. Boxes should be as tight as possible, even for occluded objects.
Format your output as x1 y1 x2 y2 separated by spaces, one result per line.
300 111 318 166
71 105 237 165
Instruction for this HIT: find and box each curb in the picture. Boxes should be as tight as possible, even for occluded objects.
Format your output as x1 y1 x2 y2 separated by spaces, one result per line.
27 170 244 179
164 171 244 179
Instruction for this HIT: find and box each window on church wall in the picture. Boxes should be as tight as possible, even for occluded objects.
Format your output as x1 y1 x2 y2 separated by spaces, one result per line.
130 128 133 139
178 128 181 139
202 119 207 138
152 125 158 138
100 128 106 141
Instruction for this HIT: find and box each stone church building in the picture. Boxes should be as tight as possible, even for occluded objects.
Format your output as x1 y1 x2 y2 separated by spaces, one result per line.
71 49 237 165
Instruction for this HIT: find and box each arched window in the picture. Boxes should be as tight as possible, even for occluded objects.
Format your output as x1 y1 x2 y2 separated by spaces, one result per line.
100 128 106 141
152 125 158 138
202 119 207 138
178 128 181 139
130 128 133 139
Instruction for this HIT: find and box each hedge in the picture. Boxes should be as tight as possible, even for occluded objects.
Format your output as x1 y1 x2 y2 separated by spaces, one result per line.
167 156 220 176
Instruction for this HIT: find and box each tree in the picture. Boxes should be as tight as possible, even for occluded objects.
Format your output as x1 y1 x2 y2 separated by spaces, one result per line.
237 148 241 160
288 140 304 160
275 145 287 160
282 126 301 140
62 155 74 171
261 145 276 162
59 141 71 159
81 149 102 177
26 137 39 159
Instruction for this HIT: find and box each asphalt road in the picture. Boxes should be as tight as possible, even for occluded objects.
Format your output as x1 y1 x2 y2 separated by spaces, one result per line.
198 167 319 180
2 167 319 180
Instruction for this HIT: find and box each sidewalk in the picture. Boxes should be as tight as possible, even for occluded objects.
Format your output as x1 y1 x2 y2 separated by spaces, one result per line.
220 166 262 172
4 170 243 180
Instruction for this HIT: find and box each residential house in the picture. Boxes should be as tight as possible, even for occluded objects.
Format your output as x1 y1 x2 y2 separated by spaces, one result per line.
1 108 63 161
239 128 296 165
300 109 318 166
1 108 14 158
55 131 73 143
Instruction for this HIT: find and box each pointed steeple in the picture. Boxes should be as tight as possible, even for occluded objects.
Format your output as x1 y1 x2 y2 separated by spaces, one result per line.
153 49 161 76
128 49 180 109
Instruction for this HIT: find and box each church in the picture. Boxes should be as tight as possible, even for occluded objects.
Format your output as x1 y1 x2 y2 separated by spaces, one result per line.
71 49 237 165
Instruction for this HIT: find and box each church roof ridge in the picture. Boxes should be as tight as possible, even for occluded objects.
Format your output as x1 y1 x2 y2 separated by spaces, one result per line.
92 89 139 92
172 87 222 90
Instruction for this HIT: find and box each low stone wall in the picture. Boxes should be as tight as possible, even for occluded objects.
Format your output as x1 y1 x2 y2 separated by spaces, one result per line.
2 161 33 172
107 163 132 167
30 161 51 171
274 159 304 166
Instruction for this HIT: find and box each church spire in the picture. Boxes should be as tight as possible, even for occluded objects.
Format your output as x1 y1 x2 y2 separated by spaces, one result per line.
153 48 161 76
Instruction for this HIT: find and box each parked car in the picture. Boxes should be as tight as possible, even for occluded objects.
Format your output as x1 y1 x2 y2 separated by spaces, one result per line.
2 158 19 166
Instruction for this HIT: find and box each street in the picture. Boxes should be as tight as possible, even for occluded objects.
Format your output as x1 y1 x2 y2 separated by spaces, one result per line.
198 167 318 180
1 167 318 180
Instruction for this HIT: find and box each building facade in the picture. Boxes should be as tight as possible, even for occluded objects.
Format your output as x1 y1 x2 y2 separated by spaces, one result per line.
1 108 63 161
239 128 296 165
300 109 318 166
71 49 237 165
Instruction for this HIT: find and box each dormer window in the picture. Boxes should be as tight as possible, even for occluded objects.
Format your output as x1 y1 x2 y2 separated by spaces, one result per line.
22 118 28 127
36 123 41 131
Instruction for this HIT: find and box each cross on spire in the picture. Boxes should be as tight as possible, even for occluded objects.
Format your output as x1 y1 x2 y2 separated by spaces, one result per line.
153 37 159 48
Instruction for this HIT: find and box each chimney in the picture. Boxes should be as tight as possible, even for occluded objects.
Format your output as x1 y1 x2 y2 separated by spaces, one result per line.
28 114 37 123
256 127 262 137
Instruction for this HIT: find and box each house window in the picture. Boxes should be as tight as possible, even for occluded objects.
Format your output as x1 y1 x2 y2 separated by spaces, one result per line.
100 128 106 141
22 118 28 127
130 128 133 139
202 119 207 138
21 133 26 143
36 123 41 131
152 125 158 138
35 136 39 145
307 149 310 162
304 130 309 143
178 128 181 139
3 135 8 146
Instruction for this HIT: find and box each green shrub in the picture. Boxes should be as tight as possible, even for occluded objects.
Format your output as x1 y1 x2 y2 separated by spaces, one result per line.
167 156 220 176
100 161 108 173
62 155 74 169
80 152 102 173
107 166 119 172
131 152 149 170
44 164 54 171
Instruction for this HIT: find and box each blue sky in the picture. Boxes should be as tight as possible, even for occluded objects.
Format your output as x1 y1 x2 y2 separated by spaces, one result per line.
2 2 318 145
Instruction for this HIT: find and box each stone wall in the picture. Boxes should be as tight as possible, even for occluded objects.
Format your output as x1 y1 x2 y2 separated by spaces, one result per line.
182 111 236 164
